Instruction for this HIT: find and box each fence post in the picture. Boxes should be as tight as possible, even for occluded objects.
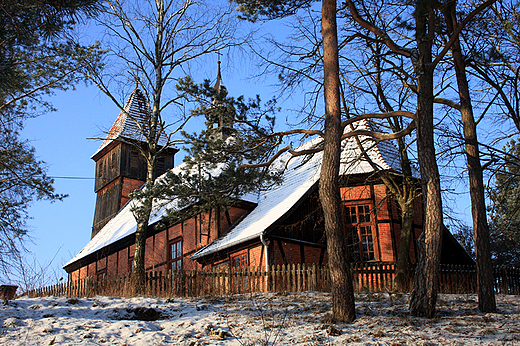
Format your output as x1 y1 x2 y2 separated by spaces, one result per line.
289 263 294 292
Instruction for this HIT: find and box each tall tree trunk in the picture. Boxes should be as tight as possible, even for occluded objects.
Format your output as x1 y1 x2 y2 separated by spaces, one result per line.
389 117 417 293
132 156 156 296
394 198 415 292
133 211 150 295
409 1 444 318
132 0 164 296
320 0 356 323
443 6 496 313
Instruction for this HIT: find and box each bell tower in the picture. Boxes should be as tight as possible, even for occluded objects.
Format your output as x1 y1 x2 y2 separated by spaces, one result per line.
206 61 236 142
90 88 177 238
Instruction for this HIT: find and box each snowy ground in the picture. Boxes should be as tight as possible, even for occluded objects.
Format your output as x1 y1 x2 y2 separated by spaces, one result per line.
0 292 519 345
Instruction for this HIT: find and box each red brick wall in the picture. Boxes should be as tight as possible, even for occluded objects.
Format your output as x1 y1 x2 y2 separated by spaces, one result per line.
120 177 145 208
144 236 154 269
272 241 302 265
118 248 128 274
339 183 424 264
70 270 79 281
341 185 371 200
269 243 325 266
168 223 182 241
79 266 87 279
155 230 167 265
88 262 96 277
228 206 248 225
70 202 253 278
378 223 395 262
373 184 390 220
303 246 323 265
96 257 107 272
182 256 201 270
272 241 283 265
285 243 302 264
183 218 197 254
107 252 118 276
248 244 264 268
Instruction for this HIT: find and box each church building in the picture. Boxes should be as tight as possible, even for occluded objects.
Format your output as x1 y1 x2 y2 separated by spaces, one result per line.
63 67 473 281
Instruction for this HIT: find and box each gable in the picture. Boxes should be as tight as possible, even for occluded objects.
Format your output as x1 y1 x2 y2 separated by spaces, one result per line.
192 120 403 260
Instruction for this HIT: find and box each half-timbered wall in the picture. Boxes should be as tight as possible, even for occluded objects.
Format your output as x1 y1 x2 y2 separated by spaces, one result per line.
69 205 252 281
70 179 427 282
258 182 422 268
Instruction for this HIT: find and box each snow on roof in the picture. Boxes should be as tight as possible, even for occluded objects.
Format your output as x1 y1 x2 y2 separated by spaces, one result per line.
63 165 185 268
92 89 168 159
191 120 401 259
66 120 401 268
64 157 257 269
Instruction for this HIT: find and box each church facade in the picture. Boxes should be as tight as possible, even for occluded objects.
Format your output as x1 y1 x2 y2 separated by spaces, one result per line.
63 74 473 281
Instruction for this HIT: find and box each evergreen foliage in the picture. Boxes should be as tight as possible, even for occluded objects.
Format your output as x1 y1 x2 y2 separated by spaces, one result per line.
488 139 520 267
233 0 313 21
131 77 282 226
1 0 103 95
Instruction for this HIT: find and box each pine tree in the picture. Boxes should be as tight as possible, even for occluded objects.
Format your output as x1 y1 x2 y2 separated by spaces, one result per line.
131 75 282 224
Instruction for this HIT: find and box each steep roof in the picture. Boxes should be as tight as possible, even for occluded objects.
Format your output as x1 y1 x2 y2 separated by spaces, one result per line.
191 120 401 259
63 158 256 269
92 89 168 159
65 120 401 269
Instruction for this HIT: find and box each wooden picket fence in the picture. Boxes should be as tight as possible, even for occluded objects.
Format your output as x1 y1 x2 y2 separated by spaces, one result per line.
24 263 520 298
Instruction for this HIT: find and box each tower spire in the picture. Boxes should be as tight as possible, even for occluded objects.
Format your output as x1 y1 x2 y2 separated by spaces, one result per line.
206 59 235 142
213 60 222 94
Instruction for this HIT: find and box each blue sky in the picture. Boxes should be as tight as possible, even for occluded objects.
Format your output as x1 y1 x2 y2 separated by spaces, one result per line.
22 85 117 278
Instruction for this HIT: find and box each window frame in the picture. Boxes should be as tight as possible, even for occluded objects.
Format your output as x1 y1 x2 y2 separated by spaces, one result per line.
230 250 248 269
168 238 183 273
343 204 378 262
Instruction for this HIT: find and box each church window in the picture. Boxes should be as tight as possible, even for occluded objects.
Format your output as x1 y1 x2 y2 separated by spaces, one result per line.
231 252 248 268
344 205 375 262
169 239 182 272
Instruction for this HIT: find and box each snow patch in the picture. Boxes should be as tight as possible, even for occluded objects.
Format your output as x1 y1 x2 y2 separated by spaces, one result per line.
1 293 518 345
